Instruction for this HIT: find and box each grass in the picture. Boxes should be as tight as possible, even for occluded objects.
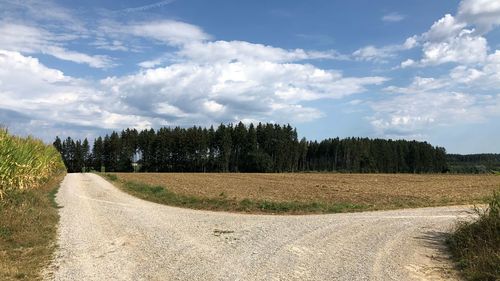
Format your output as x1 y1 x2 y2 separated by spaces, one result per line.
102 173 366 214
0 172 65 280
447 191 500 281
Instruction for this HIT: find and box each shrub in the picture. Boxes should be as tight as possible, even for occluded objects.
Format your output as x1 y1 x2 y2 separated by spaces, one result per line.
447 191 500 281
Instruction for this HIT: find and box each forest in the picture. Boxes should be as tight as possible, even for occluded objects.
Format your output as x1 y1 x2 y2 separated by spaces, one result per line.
53 122 449 174
447 153 500 173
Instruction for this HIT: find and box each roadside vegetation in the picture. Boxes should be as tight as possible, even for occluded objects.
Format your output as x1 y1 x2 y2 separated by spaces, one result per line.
103 173 499 214
0 128 66 280
0 128 65 198
447 191 500 281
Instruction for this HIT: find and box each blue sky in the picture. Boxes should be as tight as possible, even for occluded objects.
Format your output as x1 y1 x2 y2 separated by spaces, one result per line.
1 0 499 153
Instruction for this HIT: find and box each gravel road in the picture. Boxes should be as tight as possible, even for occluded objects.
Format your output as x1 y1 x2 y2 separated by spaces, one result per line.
46 173 468 281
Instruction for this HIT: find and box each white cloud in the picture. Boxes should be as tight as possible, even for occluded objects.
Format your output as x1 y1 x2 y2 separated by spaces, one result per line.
101 60 387 125
370 91 500 136
0 42 388 139
423 14 466 42
120 0 176 13
203 100 225 113
0 50 67 83
353 40 416 63
129 20 211 45
92 38 129 52
353 46 396 63
401 1 500 68
421 29 488 65
445 50 500 88
403 36 419 49
374 46 500 137
0 0 87 33
0 22 112 68
138 58 164 69
400 59 415 68
178 40 346 63
449 66 484 84
0 49 147 134
382 12 405 23
457 0 500 33
384 76 448 94
44 46 113 68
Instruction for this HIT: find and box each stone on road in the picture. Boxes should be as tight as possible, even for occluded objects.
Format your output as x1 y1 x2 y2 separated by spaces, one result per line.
46 173 466 280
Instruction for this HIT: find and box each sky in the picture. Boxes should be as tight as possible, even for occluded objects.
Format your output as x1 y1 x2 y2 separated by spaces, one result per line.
0 0 499 154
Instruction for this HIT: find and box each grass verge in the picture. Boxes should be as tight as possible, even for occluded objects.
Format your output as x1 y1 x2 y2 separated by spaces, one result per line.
0 172 65 280
102 173 367 214
447 191 500 281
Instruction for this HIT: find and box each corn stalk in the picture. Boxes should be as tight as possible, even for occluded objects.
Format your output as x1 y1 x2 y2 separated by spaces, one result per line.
0 128 65 198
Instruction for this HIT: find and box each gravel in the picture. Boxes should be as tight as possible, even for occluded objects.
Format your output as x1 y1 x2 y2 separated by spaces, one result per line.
45 173 467 281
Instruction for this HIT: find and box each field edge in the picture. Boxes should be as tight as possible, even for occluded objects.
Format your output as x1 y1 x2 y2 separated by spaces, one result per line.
100 173 373 214
0 172 66 281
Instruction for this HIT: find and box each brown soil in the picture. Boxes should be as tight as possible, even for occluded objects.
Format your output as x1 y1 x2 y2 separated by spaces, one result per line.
114 173 500 208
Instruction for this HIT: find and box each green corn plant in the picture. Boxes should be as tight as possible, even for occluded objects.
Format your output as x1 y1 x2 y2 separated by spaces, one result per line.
0 128 66 198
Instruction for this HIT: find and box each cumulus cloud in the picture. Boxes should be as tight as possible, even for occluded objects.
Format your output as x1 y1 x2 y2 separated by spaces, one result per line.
374 49 500 138
101 60 387 125
0 47 387 140
457 0 500 33
0 50 149 135
423 14 466 42
401 0 500 67
420 29 488 65
370 91 500 136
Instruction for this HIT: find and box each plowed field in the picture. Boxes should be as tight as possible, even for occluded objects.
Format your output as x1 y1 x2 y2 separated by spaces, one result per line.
114 173 500 210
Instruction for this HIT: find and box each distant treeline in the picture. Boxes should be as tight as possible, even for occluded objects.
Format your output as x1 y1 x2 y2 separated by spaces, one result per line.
54 123 449 173
447 154 500 173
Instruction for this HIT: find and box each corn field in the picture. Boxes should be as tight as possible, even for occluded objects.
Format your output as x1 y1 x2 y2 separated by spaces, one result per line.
0 128 65 199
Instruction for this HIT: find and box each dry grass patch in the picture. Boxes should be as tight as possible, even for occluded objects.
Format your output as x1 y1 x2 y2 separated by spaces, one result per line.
447 192 500 281
111 173 500 213
0 172 65 280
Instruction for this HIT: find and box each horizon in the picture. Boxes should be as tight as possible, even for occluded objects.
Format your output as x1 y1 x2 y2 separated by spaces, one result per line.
1 0 499 154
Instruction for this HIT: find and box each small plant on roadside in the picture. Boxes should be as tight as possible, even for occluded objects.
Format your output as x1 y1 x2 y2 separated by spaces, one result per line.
104 173 118 181
447 191 500 281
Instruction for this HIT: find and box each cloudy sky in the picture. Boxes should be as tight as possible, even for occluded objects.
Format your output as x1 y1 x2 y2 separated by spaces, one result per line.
1 0 499 153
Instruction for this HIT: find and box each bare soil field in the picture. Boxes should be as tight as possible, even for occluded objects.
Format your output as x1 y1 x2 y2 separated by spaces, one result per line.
113 173 500 211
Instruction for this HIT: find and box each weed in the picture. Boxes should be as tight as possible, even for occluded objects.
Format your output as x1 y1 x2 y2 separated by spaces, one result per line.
447 191 500 281
103 173 118 181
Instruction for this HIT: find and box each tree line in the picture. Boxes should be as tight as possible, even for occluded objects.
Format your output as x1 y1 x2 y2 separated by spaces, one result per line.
53 122 448 173
447 153 500 173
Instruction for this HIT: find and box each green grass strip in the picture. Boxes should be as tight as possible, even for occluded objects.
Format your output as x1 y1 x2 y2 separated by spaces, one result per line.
102 173 368 214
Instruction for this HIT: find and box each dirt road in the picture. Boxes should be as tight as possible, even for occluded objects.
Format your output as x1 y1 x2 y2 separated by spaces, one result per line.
46 173 468 280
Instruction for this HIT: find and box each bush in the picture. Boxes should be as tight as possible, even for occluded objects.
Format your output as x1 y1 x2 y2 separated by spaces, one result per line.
447 191 500 281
